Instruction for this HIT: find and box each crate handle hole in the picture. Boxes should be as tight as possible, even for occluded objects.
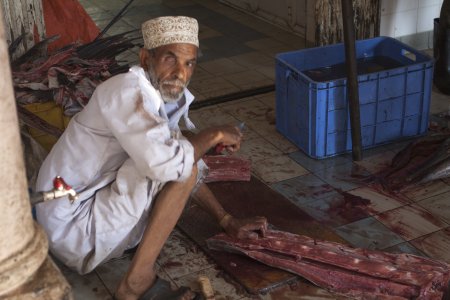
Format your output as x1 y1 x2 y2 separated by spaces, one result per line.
286 69 299 81
401 49 416 61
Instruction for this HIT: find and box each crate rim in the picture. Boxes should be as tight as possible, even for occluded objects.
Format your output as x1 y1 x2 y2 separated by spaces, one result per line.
275 36 434 84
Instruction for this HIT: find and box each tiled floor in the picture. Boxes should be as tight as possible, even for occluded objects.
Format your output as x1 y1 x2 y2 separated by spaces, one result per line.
79 0 304 102
60 0 450 299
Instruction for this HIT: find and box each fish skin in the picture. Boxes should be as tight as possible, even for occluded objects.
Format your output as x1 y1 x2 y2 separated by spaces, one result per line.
418 156 450 184
376 134 450 190
390 134 450 170
405 137 450 183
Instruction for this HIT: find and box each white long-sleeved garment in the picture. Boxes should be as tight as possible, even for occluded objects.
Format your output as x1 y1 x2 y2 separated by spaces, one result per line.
35 66 198 274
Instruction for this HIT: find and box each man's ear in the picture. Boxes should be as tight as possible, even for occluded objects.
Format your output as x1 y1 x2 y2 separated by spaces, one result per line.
139 48 150 71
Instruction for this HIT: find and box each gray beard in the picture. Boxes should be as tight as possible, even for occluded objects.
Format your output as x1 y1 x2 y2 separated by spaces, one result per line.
148 66 187 103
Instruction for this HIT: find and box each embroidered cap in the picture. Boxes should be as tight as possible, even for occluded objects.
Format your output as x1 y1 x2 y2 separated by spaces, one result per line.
142 16 199 49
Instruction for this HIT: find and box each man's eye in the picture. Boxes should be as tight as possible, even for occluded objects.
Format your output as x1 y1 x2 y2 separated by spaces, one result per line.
187 61 196 68
164 56 176 64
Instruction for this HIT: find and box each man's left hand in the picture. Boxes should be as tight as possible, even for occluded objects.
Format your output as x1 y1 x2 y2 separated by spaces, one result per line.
222 215 268 239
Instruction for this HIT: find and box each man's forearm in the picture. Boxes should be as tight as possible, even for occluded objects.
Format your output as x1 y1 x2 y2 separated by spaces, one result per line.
191 182 228 224
188 128 222 162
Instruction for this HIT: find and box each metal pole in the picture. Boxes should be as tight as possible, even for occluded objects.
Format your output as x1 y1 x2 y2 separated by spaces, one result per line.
434 0 450 94
341 0 362 161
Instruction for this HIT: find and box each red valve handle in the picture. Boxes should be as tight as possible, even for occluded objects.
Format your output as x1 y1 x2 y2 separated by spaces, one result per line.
53 176 72 191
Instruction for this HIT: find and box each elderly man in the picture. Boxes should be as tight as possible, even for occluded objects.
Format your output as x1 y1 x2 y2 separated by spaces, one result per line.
36 16 267 299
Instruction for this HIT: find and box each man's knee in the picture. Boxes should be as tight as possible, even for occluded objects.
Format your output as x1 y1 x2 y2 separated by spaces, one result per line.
172 164 197 197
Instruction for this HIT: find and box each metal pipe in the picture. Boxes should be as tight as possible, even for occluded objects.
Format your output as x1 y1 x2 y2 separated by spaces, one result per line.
341 0 362 161
191 84 275 110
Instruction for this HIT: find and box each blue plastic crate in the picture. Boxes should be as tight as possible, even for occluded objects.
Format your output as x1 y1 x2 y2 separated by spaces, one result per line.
275 36 434 159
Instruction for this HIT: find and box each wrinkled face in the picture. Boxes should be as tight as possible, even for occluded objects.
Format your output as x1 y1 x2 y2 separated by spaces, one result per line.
140 43 198 103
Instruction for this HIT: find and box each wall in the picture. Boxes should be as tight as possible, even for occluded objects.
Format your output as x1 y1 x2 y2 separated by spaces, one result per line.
220 0 443 50
0 0 45 59
219 0 380 46
380 0 444 49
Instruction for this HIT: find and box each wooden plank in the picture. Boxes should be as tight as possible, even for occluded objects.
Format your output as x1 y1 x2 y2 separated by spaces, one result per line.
178 176 347 295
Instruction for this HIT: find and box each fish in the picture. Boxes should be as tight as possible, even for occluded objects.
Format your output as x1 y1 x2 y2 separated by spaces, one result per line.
417 156 450 184
13 30 138 131
207 229 450 299
11 35 60 71
390 134 450 171
405 136 450 184
375 134 450 190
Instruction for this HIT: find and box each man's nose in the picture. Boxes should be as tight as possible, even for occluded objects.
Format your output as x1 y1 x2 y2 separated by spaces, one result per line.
172 63 187 82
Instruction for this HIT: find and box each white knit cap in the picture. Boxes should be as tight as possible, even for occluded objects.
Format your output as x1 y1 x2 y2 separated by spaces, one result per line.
141 16 199 49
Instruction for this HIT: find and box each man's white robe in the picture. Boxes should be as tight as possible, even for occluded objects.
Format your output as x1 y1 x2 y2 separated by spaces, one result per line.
36 66 198 274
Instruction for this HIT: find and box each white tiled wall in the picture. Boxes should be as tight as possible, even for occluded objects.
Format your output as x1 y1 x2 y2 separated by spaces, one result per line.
417 3 443 32
381 0 419 15
380 0 443 37
380 8 418 37
419 0 443 7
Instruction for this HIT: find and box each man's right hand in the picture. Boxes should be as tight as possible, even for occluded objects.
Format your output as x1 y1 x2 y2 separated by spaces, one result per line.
187 124 243 161
213 124 243 154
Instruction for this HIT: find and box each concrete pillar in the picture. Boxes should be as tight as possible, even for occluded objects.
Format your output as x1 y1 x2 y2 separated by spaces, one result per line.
0 5 71 300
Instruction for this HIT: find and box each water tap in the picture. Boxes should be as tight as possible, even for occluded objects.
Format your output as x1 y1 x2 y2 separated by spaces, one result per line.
30 176 78 205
